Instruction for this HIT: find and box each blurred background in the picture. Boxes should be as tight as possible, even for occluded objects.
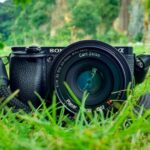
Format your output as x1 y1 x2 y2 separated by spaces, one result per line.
0 0 150 50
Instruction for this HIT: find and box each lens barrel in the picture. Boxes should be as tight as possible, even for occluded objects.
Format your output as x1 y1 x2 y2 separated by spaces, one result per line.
51 40 132 113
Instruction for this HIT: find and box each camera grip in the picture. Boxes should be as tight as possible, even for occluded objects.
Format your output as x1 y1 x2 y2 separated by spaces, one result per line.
10 56 47 107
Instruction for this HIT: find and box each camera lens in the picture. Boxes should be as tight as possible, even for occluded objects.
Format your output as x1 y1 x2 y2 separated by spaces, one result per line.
65 59 114 107
51 40 132 113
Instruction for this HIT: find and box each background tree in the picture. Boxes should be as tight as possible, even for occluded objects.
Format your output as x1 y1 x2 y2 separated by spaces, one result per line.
118 0 131 32
143 0 150 42
128 0 144 41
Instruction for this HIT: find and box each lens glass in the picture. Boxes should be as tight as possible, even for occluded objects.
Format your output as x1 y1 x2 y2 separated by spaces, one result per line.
77 68 101 94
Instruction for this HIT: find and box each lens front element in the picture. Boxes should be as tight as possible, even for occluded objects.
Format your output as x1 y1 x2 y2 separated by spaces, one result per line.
77 68 101 94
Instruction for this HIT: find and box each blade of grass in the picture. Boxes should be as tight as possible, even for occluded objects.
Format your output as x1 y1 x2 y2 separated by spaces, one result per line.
63 81 81 106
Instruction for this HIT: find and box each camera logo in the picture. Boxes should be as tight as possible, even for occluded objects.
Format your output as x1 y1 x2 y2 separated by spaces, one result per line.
49 48 63 53
117 48 124 53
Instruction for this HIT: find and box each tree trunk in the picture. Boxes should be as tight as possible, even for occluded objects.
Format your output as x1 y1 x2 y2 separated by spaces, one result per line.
143 0 150 43
119 0 131 32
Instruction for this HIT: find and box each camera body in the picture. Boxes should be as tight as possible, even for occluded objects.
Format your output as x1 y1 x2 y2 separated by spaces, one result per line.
9 40 149 113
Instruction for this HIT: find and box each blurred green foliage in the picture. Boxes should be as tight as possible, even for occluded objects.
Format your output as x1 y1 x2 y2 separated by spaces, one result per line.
72 0 100 34
145 0 150 12
0 0 150 46
13 0 31 6
0 0 121 45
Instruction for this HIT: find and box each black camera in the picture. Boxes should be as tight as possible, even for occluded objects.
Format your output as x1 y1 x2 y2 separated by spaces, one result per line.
0 40 150 113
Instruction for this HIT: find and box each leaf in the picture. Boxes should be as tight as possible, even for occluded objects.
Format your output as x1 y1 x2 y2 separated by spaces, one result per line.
0 42 4 49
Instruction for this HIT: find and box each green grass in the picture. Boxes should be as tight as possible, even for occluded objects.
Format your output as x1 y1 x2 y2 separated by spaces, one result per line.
0 45 149 150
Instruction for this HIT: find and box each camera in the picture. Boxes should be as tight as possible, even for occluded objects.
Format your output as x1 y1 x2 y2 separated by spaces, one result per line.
0 40 150 114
